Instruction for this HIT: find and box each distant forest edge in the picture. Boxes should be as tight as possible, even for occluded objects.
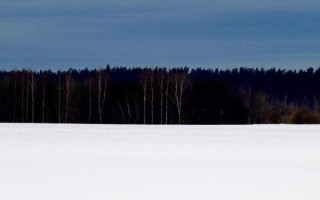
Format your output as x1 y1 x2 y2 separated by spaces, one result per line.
1 66 320 124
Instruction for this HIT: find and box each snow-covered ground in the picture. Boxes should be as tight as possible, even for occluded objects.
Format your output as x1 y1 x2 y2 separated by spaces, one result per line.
0 124 320 200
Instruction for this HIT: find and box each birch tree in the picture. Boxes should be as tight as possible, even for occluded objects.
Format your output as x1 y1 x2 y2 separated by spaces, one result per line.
25 71 29 122
141 71 147 124
42 71 47 123
12 71 17 122
29 70 36 123
149 70 154 124
21 71 25 122
165 73 169 124
57 71 62 123
158 69 167 124
96 69 109 124
140 68 154 124
88 78 92 123
168 69 190 124
64 72 74 123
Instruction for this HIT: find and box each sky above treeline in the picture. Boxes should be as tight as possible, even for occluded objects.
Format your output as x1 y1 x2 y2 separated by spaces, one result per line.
1 0 320 70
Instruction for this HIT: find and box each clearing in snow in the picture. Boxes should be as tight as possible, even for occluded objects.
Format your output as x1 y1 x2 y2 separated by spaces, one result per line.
0 124 319 200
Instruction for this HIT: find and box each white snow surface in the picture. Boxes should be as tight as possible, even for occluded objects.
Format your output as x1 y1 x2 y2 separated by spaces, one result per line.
0 124 320 200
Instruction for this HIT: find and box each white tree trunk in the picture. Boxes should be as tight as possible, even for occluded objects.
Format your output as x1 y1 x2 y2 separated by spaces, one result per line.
143 78 147 124
58 72 61 123
168 70 189 124
42 73 46 123
12 72 17 122
97 69 108 124
21 72 24 122
150 71 154 124
29 71 36 123
165 77 169 124
89 79 92 123
26 73 29 122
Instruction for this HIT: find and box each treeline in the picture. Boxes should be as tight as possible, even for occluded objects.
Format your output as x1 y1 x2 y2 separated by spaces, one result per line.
0 66 320 124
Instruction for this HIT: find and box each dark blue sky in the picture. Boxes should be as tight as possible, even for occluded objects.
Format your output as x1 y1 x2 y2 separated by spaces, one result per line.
1 0 320 70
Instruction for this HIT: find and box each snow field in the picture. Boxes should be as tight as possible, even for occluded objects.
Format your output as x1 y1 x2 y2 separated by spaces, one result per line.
0 124 320 200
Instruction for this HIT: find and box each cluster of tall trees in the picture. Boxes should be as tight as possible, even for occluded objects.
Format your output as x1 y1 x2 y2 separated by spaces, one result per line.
0 66 320 124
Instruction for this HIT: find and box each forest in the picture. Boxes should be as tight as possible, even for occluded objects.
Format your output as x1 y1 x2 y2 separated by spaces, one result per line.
0 66 320 124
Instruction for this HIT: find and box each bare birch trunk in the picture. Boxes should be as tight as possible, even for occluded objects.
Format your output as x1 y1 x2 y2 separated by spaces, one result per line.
12 72 17 122
143 78 147 124
126 99 131 124
168 70 189 124
26 73 29 122
134 95 140 123
118 103 125 123
150 71 154 124
29 71 36 123
58 71 61 123
173 74 181 124
42 73 46 123
21 72 24 122
64 73 72 123
314 96 318 114
89 79 92 123
159 70 164 124
165 77 169 124
97 69 108 124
